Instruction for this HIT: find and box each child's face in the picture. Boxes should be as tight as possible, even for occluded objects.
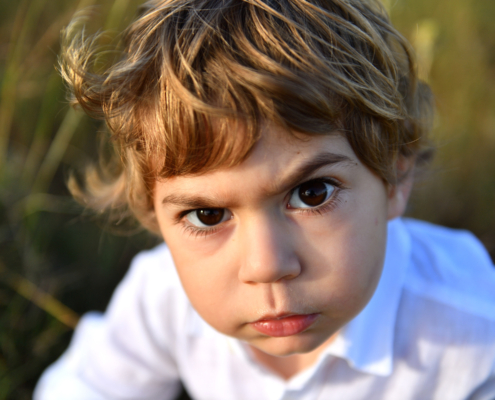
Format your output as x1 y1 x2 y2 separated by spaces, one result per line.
154 124 407 357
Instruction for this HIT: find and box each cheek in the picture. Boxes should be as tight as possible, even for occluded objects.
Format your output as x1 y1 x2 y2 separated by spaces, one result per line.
298 194 388 315
165 238 243 335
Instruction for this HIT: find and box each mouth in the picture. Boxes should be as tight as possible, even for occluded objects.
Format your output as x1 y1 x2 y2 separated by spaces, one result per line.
250 313 319 337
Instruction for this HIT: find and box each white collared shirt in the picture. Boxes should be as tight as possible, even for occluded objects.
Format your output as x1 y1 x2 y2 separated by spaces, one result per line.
34 218 495 400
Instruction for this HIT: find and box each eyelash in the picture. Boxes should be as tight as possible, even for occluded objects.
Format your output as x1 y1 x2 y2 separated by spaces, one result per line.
176 211 226 238
177 177 344 238
182 224 223 238
288 178 343 216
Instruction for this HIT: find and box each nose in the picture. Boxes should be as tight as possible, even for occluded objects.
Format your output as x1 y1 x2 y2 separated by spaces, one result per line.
237 213 301 284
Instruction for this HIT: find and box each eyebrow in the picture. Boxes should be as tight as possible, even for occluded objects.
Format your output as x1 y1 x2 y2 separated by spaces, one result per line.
161 193 223 209
161 151 356 209
264 151 356 197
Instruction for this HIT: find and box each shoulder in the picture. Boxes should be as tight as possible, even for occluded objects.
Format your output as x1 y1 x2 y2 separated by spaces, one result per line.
106 243 193 335
122 242 183 295
392 220 495 394
401 218 495 321
128 242 178 280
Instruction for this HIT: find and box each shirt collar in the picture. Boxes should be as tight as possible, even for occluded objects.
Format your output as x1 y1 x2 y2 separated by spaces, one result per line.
323 217 412 376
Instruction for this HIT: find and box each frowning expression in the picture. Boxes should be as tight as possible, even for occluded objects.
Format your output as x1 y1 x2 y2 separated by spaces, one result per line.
154 125 405 357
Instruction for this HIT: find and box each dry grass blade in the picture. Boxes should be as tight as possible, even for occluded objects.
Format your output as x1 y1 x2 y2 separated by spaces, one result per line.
0 0 50 170
0 262 80 329
31 108 83 194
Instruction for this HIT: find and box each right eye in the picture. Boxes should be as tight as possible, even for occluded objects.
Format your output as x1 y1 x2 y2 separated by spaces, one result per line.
288 179 335 209
185 208 232 227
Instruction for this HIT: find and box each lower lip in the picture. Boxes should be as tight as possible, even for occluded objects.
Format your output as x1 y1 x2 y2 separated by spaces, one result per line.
251 314 319 337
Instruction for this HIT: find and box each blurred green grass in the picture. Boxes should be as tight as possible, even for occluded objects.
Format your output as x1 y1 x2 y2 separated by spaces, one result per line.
0 0 494 398
389 0 495 256
0 1 159 398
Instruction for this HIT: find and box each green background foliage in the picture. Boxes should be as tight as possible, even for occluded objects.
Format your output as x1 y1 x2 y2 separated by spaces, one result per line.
0 0 494 398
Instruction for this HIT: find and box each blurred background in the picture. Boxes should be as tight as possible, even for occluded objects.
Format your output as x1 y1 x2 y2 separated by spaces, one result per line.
0 0 494 398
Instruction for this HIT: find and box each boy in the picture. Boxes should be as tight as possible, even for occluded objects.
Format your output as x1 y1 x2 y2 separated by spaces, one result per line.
35 0 495 399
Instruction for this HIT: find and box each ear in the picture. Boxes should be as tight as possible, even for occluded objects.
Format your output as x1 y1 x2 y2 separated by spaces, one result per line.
387 156 415 220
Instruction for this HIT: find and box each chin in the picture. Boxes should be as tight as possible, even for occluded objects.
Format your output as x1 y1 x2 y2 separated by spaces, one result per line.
251 332 328 357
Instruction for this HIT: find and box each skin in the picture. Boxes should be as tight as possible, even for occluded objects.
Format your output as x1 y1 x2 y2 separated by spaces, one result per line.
153 124 411 379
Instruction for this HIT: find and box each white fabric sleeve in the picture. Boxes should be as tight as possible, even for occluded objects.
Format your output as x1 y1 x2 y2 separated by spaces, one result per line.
33 244 184 400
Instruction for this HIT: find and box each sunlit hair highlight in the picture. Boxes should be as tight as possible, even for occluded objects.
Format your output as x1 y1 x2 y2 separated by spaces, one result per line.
61 0 434 233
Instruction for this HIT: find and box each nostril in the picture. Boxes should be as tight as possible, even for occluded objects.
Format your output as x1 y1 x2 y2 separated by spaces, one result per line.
238 252 302 284
237 215 301 283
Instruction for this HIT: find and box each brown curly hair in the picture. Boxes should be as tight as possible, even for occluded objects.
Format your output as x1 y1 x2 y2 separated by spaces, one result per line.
60 0 434 234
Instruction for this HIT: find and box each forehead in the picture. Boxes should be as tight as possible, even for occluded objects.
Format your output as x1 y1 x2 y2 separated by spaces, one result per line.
234 125 353 174
155 125 360 204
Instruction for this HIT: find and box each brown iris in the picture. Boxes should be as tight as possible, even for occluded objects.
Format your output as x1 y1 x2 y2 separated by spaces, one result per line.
196 209 225 226
298 180 329 206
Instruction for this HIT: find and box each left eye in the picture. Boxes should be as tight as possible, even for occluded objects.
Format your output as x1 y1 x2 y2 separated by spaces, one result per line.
288 179 335 209
186 208 232 227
